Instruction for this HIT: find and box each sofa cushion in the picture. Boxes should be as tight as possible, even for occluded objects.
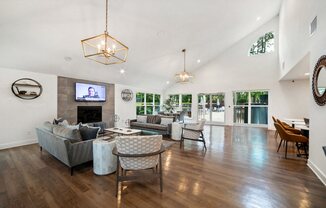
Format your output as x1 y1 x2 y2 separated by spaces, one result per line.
131 122 167 131
91 122 107 134
160 117 174 125
43 121 55 133
137 115 147 123
147 115 161 124
53 126 82 143
79 125 100 141
53 118 64 125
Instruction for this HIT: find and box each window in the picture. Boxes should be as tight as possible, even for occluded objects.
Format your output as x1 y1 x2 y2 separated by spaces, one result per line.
249 32 274 56
182 94 192 117
198 93 225 123
136 92 161 115
233 91 268 125
136 92 145 115
169 94 192 117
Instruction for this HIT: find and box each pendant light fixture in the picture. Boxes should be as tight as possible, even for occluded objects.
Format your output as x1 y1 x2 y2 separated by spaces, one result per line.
81 0 128 65
175 49 193 83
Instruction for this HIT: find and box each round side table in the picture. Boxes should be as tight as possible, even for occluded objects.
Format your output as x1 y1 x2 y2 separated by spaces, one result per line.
93 137 117 175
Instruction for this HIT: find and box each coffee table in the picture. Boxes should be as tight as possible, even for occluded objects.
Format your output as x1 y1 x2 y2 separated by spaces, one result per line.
105 127 142 135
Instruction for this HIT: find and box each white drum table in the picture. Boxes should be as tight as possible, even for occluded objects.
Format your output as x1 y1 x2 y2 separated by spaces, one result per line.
171 122 183 141
93 137 117 175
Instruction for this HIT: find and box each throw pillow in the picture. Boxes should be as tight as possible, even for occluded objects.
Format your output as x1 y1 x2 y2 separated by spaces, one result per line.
53 126 82 143
147 115 157 124
92 122 107 134
58 120 69 126
43 121 55 133
53 118 64 125
160 117 174 125
79 125 100 141
137 115 147 123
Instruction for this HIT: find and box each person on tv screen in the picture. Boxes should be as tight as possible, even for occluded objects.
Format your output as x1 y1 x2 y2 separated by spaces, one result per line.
83 87 99 98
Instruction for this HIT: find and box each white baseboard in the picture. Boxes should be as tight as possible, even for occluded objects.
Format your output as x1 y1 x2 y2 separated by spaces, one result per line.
307 159 326 186
0 139 38 150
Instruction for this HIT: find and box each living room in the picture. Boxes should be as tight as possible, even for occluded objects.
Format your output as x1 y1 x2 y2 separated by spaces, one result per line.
0 0 326 207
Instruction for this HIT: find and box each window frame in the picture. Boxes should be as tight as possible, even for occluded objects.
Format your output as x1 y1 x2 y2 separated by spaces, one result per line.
169 94 193 118
136 92 161 115
233 90 269 127
248 32 275 56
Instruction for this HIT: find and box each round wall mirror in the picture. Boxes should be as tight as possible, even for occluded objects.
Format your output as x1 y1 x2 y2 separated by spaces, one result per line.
317 66 326 95
312 55 326 106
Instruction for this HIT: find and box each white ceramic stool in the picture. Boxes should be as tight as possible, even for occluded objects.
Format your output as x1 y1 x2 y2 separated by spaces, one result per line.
93 137 117 175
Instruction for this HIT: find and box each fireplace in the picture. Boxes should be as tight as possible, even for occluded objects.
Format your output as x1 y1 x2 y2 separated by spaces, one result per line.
77 106 102 123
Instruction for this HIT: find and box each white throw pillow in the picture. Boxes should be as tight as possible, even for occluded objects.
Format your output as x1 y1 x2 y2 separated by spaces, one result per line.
137 115 147 123
161 118 174 125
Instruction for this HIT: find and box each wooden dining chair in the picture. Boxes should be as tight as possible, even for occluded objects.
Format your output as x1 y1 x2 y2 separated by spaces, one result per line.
272 116 279 139
274 123 308 158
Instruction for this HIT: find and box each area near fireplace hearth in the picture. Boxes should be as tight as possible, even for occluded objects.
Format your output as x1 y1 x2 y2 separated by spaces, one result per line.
57 76 115 126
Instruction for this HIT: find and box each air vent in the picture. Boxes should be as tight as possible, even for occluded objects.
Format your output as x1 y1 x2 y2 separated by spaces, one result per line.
310 16 317 36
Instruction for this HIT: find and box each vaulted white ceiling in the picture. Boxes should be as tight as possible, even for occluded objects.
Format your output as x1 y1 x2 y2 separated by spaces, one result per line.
0 0 282 91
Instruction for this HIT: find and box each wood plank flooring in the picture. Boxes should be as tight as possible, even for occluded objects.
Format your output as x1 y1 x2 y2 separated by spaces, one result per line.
0 126 325 208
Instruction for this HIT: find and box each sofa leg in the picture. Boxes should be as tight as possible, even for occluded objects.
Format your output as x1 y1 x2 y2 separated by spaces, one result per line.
70 167 74 176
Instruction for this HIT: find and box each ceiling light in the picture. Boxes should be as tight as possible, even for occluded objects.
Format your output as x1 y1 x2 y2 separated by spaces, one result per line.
304 72 310 76
64 56 72 62
175 49 194 84
81 0 128 65
120 69 125 74
166 81 170 84
256 17 261 21
197 59 201 63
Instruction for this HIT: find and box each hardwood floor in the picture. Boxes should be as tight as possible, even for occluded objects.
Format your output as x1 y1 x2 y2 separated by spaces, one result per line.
0 126 325 208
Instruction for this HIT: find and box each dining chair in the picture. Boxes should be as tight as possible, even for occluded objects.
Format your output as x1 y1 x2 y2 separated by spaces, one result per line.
274 123 308 158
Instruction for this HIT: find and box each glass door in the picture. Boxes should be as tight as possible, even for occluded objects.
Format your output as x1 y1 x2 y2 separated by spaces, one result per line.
198 93 225 124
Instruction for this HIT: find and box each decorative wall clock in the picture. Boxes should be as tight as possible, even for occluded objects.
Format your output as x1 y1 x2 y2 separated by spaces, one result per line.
121 89 133 102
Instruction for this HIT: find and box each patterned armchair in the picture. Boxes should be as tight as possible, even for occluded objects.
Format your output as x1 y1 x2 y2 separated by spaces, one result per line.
112 135 165 196
180 119 206 150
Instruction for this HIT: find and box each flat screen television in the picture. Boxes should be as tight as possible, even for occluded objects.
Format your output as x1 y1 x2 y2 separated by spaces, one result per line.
75 82 106 102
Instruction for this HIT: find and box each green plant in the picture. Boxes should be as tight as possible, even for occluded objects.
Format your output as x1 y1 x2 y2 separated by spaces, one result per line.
163 98 175 113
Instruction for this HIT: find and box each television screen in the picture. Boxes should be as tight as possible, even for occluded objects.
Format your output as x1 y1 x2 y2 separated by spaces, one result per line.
75 83 106 102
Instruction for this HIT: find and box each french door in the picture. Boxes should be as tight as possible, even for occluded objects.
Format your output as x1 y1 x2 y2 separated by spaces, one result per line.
198 93 225 124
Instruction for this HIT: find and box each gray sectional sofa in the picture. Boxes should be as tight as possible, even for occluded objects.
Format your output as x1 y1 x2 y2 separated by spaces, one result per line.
130 115 175 136
36 121 105 175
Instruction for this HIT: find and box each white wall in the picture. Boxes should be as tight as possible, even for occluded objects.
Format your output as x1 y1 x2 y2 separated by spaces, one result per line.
115 84 163 127
279 0 326 185
0 67 57 149
164 16 310 129
279 0 313 78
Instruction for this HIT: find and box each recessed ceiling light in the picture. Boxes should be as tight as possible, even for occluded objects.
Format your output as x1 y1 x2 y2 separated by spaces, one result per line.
120 69 125 74
197 59 201 63
166 81 170 84
64 56 72 62
256 17 261 21
304 72 310 76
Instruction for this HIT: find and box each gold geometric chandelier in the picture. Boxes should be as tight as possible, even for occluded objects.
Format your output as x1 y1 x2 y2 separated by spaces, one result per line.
175 49 193 83
81 0 128 65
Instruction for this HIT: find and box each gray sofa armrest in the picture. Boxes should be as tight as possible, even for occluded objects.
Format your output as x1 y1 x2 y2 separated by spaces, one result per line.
130 119 137 123
68 139 94 167
36 127 71 166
